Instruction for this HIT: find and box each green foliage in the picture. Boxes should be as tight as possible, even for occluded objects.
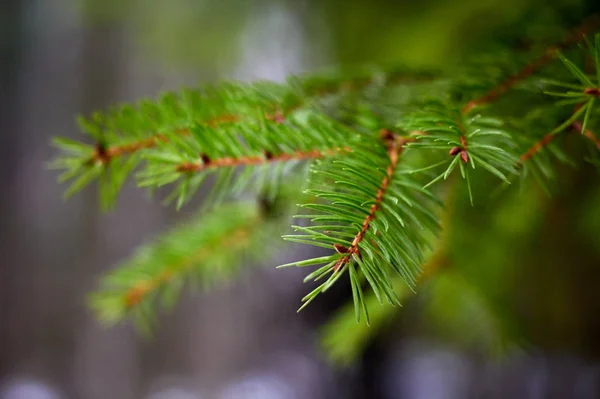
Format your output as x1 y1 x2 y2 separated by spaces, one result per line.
50 22 600 363
543 37 600 134
404 105 520 203
89 201 279 333
280 137 441 321
50 68 423 211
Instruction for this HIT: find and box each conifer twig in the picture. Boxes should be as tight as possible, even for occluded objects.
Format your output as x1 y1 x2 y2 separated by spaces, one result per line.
91 116 254 164
92 134 174 164
175 147 351 173
333 131 415 272
123 222 255 309
519 133 556 162
89 70 432 164
572 121 600 149
519 116 600 164
462 14 600 114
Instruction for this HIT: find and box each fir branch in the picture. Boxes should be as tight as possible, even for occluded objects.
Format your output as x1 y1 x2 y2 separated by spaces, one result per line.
122 224 253 309
462 13 600 114
519 108 600 165
89 201 276 331
320 177 460 365
53 68 435 209
136 113 357 209
572 120 600 148
332 132 413 272
86 68 430 164
281 130 441 320
405 105 519 192
175 147 351 173
519 132 556 162
90 115 259 165
91 133 175 164
50 12 600 332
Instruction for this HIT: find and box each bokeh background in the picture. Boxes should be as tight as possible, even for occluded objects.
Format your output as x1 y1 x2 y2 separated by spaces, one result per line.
1 0 600 398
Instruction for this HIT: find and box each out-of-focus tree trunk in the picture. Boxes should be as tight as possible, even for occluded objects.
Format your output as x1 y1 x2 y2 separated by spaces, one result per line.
0 0 25 380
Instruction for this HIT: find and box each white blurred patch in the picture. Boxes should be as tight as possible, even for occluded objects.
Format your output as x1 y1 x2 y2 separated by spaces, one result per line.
384 342 471 399
217 351 332 399
218 373 293 399
146 387 201 399
233 3 304 82
0 378 63 399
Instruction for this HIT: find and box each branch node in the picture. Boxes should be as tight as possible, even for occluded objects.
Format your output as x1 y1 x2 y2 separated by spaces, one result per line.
334 243 350 254
200 153 211 165
92 142 109 165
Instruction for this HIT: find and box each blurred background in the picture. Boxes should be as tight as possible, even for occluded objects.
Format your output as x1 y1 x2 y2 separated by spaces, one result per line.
1 0 600 398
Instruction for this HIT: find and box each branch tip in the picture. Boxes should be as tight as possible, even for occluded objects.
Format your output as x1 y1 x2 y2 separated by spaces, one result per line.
462 14 600 114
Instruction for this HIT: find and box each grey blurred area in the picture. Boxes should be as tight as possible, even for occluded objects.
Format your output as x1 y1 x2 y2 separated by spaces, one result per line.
0 0 599 398
0 0 324 397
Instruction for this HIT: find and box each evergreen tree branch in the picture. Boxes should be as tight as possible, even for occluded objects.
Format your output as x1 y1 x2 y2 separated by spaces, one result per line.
175 146 351 173
87 69 432 164
91 132 177 164
519 106 600 165
320 174 461 364
134 113 358 209
572 120 600 149
52 68 436 209
462 13 600 114
404 104 519 203
519 132 557 162
91 115 259 165
332 131 414 272
89 201 280 331
49 13 600 332
281 130 441 320
123 224 253 309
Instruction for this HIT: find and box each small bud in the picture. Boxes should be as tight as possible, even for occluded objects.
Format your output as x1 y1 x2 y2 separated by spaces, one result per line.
267 111 285 123
584 87 600 97
460 150 469 163
449 146 461 156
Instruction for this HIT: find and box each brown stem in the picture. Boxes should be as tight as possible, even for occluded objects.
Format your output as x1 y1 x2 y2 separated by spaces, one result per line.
519 117 600 163
92 132 176 163
571 121 600 149
462 13 600 114
519 133 556 162
333 133 416 272
124 225 254 309
90 70 432 164
176 147 351 173
91 114 250 164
